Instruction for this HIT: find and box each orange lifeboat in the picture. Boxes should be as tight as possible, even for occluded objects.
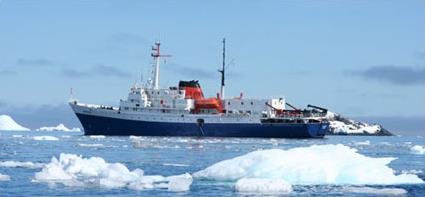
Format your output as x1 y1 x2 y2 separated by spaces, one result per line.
194 98 223 113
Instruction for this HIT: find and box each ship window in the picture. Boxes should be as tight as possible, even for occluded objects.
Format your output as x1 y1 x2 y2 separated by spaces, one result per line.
228 110 233 114
136 104 140 107
133 108 137 111
241 102 244 105
124 107 129 110
228 102 230 105
251 102 254 105
158 91 160 95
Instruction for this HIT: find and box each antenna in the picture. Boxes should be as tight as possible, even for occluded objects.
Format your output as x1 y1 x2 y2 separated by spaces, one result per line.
151 41 171 89
218 38 226 99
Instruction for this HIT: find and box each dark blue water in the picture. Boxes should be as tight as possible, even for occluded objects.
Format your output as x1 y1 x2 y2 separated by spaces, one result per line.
0 131 424 196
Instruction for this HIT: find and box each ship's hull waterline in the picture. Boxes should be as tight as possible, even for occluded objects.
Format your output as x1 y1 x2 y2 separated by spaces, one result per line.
75 113 328 138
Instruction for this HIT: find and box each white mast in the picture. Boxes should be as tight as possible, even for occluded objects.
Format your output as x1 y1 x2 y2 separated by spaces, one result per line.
151 41 171 89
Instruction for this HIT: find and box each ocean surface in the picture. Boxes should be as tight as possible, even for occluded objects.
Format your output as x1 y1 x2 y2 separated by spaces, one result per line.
0 131 424 196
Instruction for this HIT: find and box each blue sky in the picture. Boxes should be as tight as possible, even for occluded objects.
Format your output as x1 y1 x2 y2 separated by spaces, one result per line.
0 0 424 128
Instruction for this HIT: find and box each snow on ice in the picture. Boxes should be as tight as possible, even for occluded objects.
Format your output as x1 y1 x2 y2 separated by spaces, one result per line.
326 112 382 135
36 124 81 132
194 144 423 193
33 153 192 191
0 115 30 131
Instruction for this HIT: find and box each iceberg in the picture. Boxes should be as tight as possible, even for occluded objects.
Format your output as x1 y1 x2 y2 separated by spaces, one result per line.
194 144 423 187
34 153 192 191
0 173 10 181
36 124 81 132
0 114 30 131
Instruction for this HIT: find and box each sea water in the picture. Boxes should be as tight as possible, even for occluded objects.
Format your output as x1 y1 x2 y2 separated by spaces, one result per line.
0 131 424 196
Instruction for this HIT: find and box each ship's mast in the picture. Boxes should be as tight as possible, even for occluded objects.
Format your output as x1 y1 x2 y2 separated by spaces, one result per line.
218 38 226 99
151 41 171 89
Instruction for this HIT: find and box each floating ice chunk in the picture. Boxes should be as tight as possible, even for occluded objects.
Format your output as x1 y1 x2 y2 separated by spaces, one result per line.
33 136 59 141
193 144 423 185
410 145 425 155
343 186 407 196
354 140 370 146
129 135 142 140
235 178 292 194
12 134 23 138
89 135 106 139
34 153 192 191
401 169 423 174
78 143 104 148
0 161 44 169
165 173 193 192
36 124 81 132
0 114 30 131
162 163 190 167
0 173 10 181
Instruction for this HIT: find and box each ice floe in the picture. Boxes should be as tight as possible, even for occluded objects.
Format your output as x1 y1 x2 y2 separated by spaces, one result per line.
0 114 30 131
235 178 292 194
33 136 59 141
89 135 106 139
354 140 371 146
410 145 425 155
78 143 104 148
0 161 44 169
343 186 407 196
194 144 423 187
162 163 190 167
36 124 81 132
0 173 10 181
34 153 192 191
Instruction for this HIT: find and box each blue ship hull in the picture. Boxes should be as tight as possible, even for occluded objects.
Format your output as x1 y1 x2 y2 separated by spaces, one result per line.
75 113 328 138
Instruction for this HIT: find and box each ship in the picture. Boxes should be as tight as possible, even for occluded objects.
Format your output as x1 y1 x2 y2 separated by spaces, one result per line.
69 39 330 138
